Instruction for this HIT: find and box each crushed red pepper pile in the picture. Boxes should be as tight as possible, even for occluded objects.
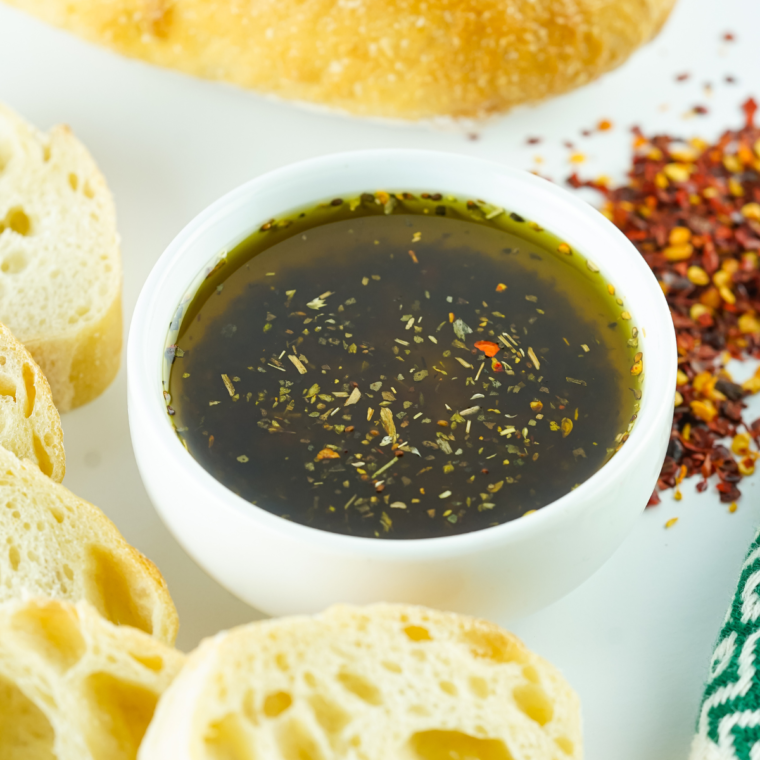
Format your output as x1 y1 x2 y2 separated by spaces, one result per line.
569 99 760 508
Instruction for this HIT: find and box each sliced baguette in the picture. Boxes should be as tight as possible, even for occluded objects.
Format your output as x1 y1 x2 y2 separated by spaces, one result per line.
0 101 122 412
0 445 178 645
0 321 65 481
141 604 582 760
0 597 184 760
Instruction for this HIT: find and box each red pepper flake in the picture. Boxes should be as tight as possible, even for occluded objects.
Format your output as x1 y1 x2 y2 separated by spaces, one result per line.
693 105 710 116
526 136 542 145
743 98 758 128
570 99 760 509
723 32 736 42
474 340 500 357
675 72 691 82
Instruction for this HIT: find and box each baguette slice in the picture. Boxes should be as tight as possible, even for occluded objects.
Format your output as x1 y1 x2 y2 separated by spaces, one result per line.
0 321 65 481
0 101 122 412
0 445 178 645
141 604 582 760
0 597 185 760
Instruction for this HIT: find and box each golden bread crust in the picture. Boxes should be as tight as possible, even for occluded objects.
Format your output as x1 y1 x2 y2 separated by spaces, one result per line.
7 0 676 119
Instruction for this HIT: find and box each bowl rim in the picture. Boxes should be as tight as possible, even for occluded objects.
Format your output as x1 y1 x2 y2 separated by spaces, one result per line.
128 148 677 559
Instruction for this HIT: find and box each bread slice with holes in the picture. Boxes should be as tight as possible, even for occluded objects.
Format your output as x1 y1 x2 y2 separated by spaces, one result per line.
0 597 185 760
0 101 122 412
0 321 65 481
140 604 582 760
0 445 178 645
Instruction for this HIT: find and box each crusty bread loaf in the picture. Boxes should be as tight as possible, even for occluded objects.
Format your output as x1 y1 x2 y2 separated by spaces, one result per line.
140 604 582 760
0 445 178 645
5 0 675 121
0 597 184 760
0 321 65 481
0 101 122 412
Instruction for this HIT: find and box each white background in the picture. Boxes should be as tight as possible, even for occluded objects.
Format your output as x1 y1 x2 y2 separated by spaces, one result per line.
1 0 759 757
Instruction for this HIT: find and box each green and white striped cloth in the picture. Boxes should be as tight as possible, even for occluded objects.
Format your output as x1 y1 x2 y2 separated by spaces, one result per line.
691 528 760 759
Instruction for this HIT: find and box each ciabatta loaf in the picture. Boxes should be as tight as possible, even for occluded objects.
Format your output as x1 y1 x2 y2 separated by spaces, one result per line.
0 445 178 644
0 321 65 481
3 0 675 121
0 597 184 760
0 102 122 412
141 604 582 760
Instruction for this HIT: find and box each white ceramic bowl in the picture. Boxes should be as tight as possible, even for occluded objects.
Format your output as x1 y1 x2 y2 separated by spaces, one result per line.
128 150 676 620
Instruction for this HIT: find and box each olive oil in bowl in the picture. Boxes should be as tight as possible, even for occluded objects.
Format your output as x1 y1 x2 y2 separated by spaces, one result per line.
165 192 642 540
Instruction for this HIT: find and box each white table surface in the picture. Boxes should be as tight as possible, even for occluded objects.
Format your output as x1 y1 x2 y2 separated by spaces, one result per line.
1 1 758 756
